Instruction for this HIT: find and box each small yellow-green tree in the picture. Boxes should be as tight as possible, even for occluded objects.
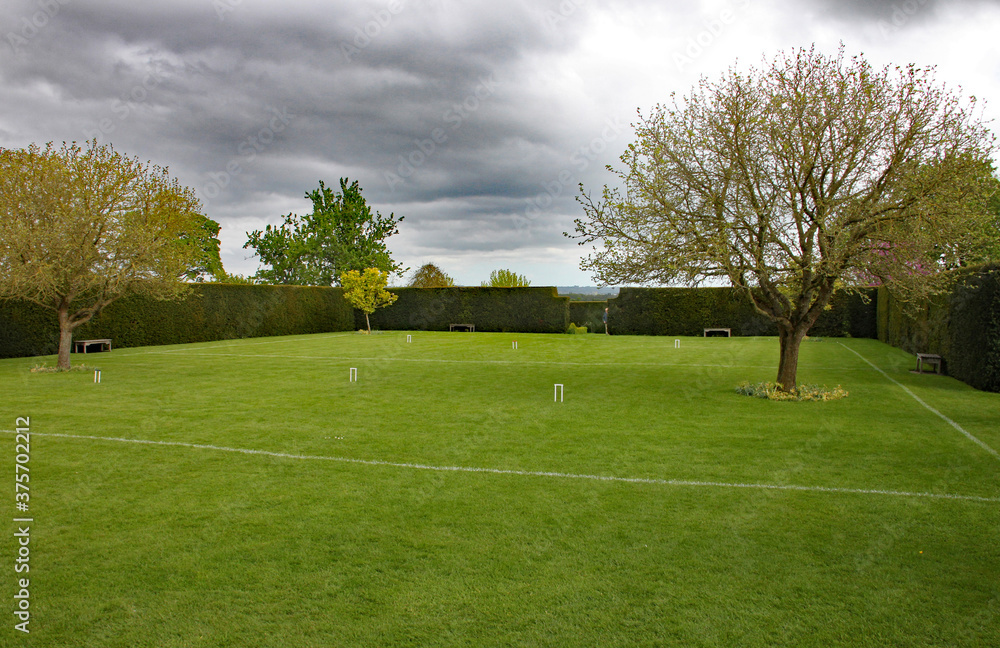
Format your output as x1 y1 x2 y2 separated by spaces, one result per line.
340 268 398 332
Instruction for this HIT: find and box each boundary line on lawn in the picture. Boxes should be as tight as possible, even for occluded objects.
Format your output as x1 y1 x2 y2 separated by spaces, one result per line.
6 431 999 504
837 342 1000 461
137 350 858 371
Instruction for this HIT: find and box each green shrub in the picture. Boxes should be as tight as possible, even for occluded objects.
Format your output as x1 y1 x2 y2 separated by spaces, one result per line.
566 323 588 334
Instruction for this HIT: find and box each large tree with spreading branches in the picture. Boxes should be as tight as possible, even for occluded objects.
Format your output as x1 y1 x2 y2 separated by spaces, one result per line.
571 47 996 391
245 178 405 286
0 141 208 369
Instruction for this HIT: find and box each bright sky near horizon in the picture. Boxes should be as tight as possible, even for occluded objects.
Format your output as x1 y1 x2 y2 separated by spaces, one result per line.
2 0 999 285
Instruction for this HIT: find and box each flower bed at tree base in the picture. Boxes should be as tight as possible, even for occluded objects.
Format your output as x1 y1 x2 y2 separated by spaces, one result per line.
735 382 849 402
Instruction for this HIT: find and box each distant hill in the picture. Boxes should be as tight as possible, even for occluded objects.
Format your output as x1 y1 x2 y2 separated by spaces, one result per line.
556 286 619 301
556 286 619 296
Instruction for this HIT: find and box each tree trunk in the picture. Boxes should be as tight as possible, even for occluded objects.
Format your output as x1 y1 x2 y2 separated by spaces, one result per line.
365 311 371 333
776 324 808 392
56 301 98 370
57 306 73 370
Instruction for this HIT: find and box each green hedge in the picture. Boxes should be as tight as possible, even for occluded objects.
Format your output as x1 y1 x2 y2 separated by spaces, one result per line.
607 287 877 338
608 288 769 336
1 283 883 360
814 290 879 339
878 263 1000 392
569 301 608 334
360 287 569 333
948 267 1000 391
0 300 60 359
0 284 355 358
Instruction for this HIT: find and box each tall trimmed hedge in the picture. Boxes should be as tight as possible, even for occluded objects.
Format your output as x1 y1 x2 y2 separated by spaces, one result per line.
0 284 355 359
607 287 877 338
0 300 60 359
360 287 570 333
609 288 769 336
1 283 887 361
878 263 1000 392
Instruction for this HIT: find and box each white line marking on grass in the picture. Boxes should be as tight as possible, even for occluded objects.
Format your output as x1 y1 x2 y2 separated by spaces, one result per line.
6 431 998 504
837 342 1000 461
139 350 784 370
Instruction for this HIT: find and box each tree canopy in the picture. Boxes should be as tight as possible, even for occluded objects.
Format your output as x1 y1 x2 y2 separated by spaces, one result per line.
341 267 398 332
962 172 1000 265
0 140 206 368
570 46 996 391
180 213 225 282
408 263 456 288
481 269 531 287
245 178 404 286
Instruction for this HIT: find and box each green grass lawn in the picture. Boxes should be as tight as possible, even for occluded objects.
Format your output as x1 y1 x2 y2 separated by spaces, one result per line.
2 332 999 647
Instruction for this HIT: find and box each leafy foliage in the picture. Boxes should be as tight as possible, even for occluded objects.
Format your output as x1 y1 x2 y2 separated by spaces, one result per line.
408 263 456 288
482 269 531 287
0 140 205 368
979 176 1000 264
180 213 225 282
340 268 398 332
245 178 404 286
572 46 995 390
213 272 260 285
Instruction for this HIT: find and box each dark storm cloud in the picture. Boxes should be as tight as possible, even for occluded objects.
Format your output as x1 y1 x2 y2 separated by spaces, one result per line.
7 0 993 282
813 0 940 18
809 0 1000 23
0 0 608 266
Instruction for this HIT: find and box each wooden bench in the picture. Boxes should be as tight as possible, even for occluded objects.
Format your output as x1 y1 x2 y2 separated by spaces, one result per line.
915 353 942 374
73 338 112 354
703 328 731 337
449 323 475 332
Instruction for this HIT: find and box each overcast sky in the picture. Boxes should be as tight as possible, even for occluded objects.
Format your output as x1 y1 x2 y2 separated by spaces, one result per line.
2 0 999 286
